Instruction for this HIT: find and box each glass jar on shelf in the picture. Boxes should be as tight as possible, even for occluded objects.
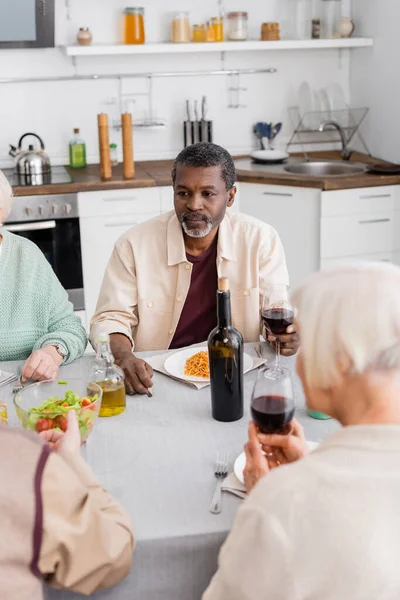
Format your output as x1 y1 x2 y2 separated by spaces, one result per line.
205 20 216 42
171 11 190 43
320 0 341 38
123 7 145 44
286 0 312 40
227 12 248 41
212 16 224 42
192 23 206 42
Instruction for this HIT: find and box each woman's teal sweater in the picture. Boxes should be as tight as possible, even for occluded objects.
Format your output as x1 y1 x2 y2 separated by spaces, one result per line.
0 228 87 362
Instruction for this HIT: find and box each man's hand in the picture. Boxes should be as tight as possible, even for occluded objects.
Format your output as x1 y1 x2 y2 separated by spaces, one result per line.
117 353 154 396
256 418 309 465
21 346 62 382
39 410 81 454
110 333 153 395
267 324 300 357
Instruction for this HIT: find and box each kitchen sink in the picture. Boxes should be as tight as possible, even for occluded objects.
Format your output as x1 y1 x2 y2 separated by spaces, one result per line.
284 161 367 177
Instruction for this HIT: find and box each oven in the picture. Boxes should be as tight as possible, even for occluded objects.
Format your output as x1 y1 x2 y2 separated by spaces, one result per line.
4 193 84 311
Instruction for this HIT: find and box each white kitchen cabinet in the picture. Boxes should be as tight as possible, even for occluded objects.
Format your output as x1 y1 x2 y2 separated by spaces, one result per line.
321 185 400 263
79 188 163 327
238 182 320 287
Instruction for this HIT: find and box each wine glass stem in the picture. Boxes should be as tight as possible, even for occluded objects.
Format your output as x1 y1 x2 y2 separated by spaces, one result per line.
275 340 281 371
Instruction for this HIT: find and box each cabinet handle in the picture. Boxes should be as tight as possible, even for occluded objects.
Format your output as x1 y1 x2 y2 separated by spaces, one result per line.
105 222 137 228
358 218 391 225
4 220 56 232
102 197 138 202
263 192 293 197
359 194 391 200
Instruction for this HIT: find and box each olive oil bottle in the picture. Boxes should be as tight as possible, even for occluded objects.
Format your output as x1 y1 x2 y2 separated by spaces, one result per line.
69 128 87 168
89 332 126 417
208 278 244 422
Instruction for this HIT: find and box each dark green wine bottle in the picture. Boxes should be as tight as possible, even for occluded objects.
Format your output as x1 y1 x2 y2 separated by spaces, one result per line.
208 277 244 422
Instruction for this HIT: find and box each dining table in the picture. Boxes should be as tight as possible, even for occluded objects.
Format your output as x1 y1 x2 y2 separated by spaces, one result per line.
0 343 339 600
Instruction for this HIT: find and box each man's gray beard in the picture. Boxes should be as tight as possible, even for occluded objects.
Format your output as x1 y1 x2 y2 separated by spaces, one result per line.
181 220 213 238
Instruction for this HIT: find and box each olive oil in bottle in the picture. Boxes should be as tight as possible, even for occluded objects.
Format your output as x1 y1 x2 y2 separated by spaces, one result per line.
208 277 244 422
89 332 126 417
69 128 87 168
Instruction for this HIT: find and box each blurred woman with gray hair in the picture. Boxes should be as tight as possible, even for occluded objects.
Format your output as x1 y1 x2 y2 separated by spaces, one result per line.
204 262 400 600
0 169 87 379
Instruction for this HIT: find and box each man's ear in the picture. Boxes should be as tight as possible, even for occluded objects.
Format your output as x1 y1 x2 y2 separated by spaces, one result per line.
227 186 237 207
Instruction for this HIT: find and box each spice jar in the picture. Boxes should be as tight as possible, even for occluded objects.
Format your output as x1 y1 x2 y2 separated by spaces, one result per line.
227 12 248 41
171 12 190 43
192 24 206 42
77 27 93 46
124 7 145 44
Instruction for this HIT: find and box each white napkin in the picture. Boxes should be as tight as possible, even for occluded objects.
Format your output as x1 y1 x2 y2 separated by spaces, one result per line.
222 473 247 499
0 369 16 388
146 351 267 390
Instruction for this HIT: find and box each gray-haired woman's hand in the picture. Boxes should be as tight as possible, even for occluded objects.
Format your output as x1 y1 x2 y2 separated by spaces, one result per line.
39 410 81 454
256 418 309 465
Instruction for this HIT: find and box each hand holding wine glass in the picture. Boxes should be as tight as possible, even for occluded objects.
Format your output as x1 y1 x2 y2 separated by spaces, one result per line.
251 367 295 434
262 284 296 378
256 418 309 465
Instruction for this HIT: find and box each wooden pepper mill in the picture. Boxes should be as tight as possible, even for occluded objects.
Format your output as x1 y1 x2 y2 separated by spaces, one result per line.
97 113 112 180
121 113 135 179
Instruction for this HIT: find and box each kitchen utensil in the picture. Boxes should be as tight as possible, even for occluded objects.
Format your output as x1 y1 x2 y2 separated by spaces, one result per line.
250 149 289 164
12 367 24 395
184 100 192 147
97 113 112 180
164 346 253 383
121 112 135 179
9 133 51 177
199 96 213 142
367 163 400 175
192 100 200 144
254 122 272 149
14 378 103 443
270 122 282 140
210 454 229 514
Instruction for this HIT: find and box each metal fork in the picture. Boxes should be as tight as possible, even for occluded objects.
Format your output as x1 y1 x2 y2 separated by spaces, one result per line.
12 367 23 395
210 454 229 514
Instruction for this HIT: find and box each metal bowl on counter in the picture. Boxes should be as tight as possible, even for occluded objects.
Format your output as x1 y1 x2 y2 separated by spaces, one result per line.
284 161 367 177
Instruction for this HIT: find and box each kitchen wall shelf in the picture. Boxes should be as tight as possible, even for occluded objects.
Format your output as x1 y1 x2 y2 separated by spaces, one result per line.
64 38 373 57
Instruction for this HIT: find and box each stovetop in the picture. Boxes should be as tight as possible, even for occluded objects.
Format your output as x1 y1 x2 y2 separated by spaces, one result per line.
3 166 72 187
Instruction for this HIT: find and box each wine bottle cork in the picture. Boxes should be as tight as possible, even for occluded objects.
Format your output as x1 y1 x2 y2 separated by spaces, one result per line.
218 277 230 292
97 113 112 180
121 112 135 179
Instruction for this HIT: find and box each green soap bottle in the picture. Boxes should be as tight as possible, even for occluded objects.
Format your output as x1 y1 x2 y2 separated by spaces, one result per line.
69 128 87 168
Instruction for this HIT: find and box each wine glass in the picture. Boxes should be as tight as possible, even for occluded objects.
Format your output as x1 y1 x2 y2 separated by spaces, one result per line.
262 284 294 379
251 367 295 436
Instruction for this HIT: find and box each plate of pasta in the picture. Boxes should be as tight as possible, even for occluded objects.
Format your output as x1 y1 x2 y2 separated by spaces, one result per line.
164 347 253 383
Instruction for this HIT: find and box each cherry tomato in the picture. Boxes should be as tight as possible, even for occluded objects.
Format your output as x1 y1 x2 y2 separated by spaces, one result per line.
81 398 92 407
35 418 53 432
58 417 68 432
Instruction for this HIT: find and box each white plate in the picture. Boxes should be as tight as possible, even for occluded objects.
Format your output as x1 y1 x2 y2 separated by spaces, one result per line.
164 346 254 383
318 88 331 117
298 81 314 128
250 149 289 163
326 82 348 112
233 440 320 485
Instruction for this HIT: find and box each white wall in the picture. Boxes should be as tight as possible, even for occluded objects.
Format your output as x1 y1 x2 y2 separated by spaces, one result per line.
0 0 354 167
351 0 400 162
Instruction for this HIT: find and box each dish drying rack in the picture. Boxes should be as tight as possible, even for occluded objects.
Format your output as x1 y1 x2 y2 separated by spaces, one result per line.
286 107 370 156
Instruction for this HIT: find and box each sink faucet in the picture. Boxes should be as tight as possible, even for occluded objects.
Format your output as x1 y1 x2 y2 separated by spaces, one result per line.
319 120 352 161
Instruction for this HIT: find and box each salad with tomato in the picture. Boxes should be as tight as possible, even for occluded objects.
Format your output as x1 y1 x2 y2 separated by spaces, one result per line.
26 390 99 439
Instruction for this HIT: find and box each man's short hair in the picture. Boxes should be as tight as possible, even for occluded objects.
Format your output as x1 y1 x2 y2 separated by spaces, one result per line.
171 142 236 191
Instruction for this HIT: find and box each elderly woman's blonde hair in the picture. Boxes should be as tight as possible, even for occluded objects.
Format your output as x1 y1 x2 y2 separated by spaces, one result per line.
292 262 400 389
0 169 12 223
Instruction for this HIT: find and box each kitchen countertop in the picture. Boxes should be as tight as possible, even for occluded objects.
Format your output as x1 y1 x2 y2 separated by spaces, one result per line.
9 151 400 197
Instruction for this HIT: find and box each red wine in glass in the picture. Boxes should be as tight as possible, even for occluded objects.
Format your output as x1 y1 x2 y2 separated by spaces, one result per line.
262 308 294 336
251 394 295 434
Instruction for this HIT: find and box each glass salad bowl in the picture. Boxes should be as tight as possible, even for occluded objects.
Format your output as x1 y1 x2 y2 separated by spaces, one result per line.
14 378 103 442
